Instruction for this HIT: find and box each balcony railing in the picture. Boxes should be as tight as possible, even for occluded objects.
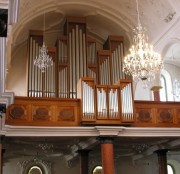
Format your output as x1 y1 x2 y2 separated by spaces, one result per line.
5 78 180 127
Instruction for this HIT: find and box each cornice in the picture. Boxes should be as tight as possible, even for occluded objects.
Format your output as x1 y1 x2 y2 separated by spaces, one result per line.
2 122 180 137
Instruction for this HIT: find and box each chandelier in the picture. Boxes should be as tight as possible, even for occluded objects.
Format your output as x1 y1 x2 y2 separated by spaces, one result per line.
34 13 53 73
123 0 163 87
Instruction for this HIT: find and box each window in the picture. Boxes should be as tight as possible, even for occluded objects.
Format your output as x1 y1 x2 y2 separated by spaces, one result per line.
28 166 43 174
160 69 174 101
92 166 102 174
167 164 174 174
160 75 167 101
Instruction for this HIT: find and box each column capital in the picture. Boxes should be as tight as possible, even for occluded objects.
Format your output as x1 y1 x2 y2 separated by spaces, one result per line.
155 149 169 156
77 149 91 156
0 135 5 144
97 136 114 144
150 86 162 92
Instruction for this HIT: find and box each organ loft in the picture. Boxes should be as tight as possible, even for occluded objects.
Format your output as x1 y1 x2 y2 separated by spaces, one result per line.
6 16 135 126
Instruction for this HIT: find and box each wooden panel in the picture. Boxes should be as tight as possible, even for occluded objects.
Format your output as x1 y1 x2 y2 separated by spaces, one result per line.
134 101 180 127
6 91 180 127
6 96 80 126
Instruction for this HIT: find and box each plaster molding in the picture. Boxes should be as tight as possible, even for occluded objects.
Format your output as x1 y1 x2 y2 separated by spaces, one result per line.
2 124 180 138
0 37 14 106
153 16 180 53
0 0 9 9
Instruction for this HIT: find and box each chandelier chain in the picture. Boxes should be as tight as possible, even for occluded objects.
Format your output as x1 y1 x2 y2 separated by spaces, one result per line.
34 12 53 73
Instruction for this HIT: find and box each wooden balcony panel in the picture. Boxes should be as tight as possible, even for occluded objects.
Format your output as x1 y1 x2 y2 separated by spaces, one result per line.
6 96 81 126
134 101 180 127
5 97 180 127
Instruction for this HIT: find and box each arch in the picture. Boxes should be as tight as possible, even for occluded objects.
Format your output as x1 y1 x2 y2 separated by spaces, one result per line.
168 159 180 174
13 0 132 44
19 157 52 174
28 165 43 174
161 38 180 59
92 165 103 174
160 69 173 101
167 164 174 174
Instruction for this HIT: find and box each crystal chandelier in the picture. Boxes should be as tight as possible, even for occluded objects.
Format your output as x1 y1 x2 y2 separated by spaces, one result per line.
34 13 53 73
123 0 163 87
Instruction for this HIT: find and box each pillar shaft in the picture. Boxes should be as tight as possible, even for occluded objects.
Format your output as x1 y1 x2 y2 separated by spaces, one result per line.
151 86 162 101
78 149 90 174
100 137 114 174
0 143 2 174
156 150 168 174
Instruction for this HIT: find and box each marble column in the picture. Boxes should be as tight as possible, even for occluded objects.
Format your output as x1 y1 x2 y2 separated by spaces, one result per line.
99 137 114 174
77 149 91 174
155 149 168 174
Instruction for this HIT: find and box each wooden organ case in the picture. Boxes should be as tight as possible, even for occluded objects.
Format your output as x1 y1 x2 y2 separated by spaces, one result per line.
27 16 134 125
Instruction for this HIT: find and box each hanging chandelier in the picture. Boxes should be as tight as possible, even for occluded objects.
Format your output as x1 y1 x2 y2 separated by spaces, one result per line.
123 0 163 87
34 13 53 73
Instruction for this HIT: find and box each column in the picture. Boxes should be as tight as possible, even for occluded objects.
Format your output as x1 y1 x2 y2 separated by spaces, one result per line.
99 137 114 174
77 149 91 174
150 86 162 101
0 136 4 174
155 149 168 174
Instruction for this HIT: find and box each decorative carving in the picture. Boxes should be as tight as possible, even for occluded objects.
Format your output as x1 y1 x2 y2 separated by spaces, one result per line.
33 107 50 121
58 108 74 121
66 160 73 168
136 109 152 123
158 109 173 123
18 156 52 174
9 105 26 120
132 144 149 153
37 143 53 153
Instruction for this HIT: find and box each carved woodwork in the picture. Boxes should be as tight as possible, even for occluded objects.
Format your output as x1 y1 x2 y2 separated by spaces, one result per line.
6 96 80 126
5 96 180 127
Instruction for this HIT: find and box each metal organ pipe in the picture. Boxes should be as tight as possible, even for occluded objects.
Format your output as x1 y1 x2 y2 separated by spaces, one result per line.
97 88 107 118
120 43 125 79
75 25 80 82
110 44 125 84
108 88 118 118
79 29 83 78
82 81 95 119
32 39 35 96
72 28 76 98
29 37 33 97
121 83 134 121
68 26 88 98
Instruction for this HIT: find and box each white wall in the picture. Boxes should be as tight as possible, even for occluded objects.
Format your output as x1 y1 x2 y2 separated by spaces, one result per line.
6 41 28 96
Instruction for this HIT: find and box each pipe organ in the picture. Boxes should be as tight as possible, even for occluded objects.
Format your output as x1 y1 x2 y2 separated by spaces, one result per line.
28 30 57 97
119 80 134 122
28 17 130 100
87 38 97 79
77 78 134 123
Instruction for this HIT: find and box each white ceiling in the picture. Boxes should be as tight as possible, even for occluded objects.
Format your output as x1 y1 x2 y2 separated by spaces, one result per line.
8 0 180 67
11 0 179 45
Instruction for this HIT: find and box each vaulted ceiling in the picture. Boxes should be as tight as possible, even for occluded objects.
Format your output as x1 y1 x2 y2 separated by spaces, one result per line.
6 0 179 68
